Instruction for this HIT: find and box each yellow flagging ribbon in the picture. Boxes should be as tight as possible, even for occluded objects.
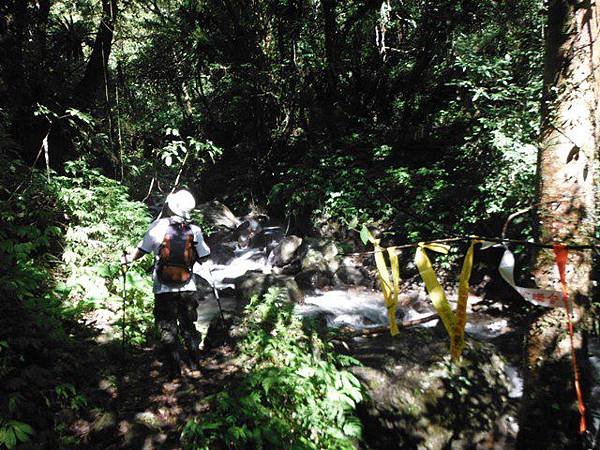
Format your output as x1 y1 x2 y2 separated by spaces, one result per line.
415 240 479 360
366 231 478 355
452 240 477 360
367 234 400 336
414 243 455 341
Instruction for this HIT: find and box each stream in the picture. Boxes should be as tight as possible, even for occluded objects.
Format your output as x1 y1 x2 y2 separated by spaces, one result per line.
182 197 533 446
195 228 525 401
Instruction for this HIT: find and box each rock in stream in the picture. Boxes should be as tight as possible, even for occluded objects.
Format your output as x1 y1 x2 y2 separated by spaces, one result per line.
346 327 516 449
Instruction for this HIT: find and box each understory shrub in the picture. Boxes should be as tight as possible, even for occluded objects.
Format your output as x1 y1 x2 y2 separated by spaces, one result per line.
55 159 154 344
182 288 364 449
0 156 155 448
0 156 85 448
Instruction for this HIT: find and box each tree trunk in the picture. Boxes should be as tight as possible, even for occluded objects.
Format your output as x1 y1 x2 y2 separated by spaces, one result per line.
320 0 339 140
518 1 599 448
72 0 118 110
398 0 455 143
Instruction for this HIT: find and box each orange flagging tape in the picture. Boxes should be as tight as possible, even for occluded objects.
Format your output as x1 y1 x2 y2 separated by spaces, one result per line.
553 244 587 433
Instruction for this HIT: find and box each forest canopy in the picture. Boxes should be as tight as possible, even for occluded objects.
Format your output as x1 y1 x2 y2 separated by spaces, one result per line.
1 0 543 240
4 0 599 449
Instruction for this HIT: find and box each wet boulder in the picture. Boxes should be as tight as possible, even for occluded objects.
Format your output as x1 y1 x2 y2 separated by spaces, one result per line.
269 235 303 267
233 272 304 305
295 268 332 291
348 328 514 449
203 314 237 350
299 237 340 274
283 238 342 290
400 259 419 278
207 242 236 265
234 218 263 249
196 200 241 230
333 265 373 288
256 225 286 252
194 275 216 299
398 287 434 312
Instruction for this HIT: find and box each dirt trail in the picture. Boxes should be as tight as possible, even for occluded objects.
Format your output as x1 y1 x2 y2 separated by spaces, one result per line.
71 337 237 450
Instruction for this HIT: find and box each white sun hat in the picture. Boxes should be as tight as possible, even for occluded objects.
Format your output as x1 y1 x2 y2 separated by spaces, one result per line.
166 189 196 220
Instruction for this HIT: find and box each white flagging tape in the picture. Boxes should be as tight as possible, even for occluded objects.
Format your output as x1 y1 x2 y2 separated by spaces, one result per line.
498 248 567 309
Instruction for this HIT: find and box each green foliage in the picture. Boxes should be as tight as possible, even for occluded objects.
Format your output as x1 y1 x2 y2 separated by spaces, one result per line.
54 383 88 412
182 288 363 449
258 0 543 244
34 104 109 163
3 0 546 246
54 159 154 343
0 155 154 448
0 157 71 338
269 153 379 237
359 225 370 246
0 156 88 448
0 419 34 449
160 128 223 168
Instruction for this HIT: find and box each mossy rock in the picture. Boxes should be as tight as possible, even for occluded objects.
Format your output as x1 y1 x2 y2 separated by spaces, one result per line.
233 272 304 305
348 327 511 449
299 237 340 273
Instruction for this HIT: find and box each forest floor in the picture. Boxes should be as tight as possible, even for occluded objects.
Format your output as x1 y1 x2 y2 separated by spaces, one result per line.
68 328 237 450
62 284 531 450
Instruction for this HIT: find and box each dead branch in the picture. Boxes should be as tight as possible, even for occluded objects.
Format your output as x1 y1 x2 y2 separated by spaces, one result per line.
337 312 438 337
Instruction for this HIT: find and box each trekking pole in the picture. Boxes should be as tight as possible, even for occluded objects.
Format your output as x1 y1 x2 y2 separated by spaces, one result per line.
121 250 128 354
207 267 227 328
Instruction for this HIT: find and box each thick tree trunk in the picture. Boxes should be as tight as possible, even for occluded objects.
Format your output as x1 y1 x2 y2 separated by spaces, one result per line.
518 1 599 448
72 0 118 110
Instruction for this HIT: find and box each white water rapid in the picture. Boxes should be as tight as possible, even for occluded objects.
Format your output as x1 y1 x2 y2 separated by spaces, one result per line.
195 233 523 399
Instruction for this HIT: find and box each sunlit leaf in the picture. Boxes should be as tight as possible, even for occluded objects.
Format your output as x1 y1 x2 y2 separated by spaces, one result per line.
360 225 370 245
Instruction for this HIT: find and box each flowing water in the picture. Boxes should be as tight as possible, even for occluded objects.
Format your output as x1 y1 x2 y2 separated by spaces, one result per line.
195 232 524 399
297 289 438 329
207 247 270 289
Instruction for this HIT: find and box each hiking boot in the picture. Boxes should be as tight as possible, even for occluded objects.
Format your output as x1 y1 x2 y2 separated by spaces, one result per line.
188 358 200 371
163 356 182 379
162 344 182 379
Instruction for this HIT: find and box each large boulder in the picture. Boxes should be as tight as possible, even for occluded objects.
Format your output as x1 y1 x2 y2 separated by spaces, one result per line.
333 265 373 288
206 242 236 265
299 237 340 274
234 218 263 248
269 235 303 267
233 272 304 305
295 268 332 291
253 225 286 252
196 201 241 230
348 328 515 449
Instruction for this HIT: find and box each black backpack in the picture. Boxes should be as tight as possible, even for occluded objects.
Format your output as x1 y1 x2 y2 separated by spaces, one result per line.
157 220 196 285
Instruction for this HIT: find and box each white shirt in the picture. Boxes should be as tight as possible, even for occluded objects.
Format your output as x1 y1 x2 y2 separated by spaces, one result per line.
138 216 211 294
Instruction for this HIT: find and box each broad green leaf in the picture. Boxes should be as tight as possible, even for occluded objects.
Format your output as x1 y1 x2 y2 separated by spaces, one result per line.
359 225 370 245
348 217 358 229
95 263 112 277
4 428 16 449
11 421 33 442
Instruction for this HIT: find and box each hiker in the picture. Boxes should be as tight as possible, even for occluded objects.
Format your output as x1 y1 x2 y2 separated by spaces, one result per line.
122 189 210 378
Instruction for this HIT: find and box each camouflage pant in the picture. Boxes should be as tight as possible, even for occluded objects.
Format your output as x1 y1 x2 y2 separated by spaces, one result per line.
154 291 201 374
